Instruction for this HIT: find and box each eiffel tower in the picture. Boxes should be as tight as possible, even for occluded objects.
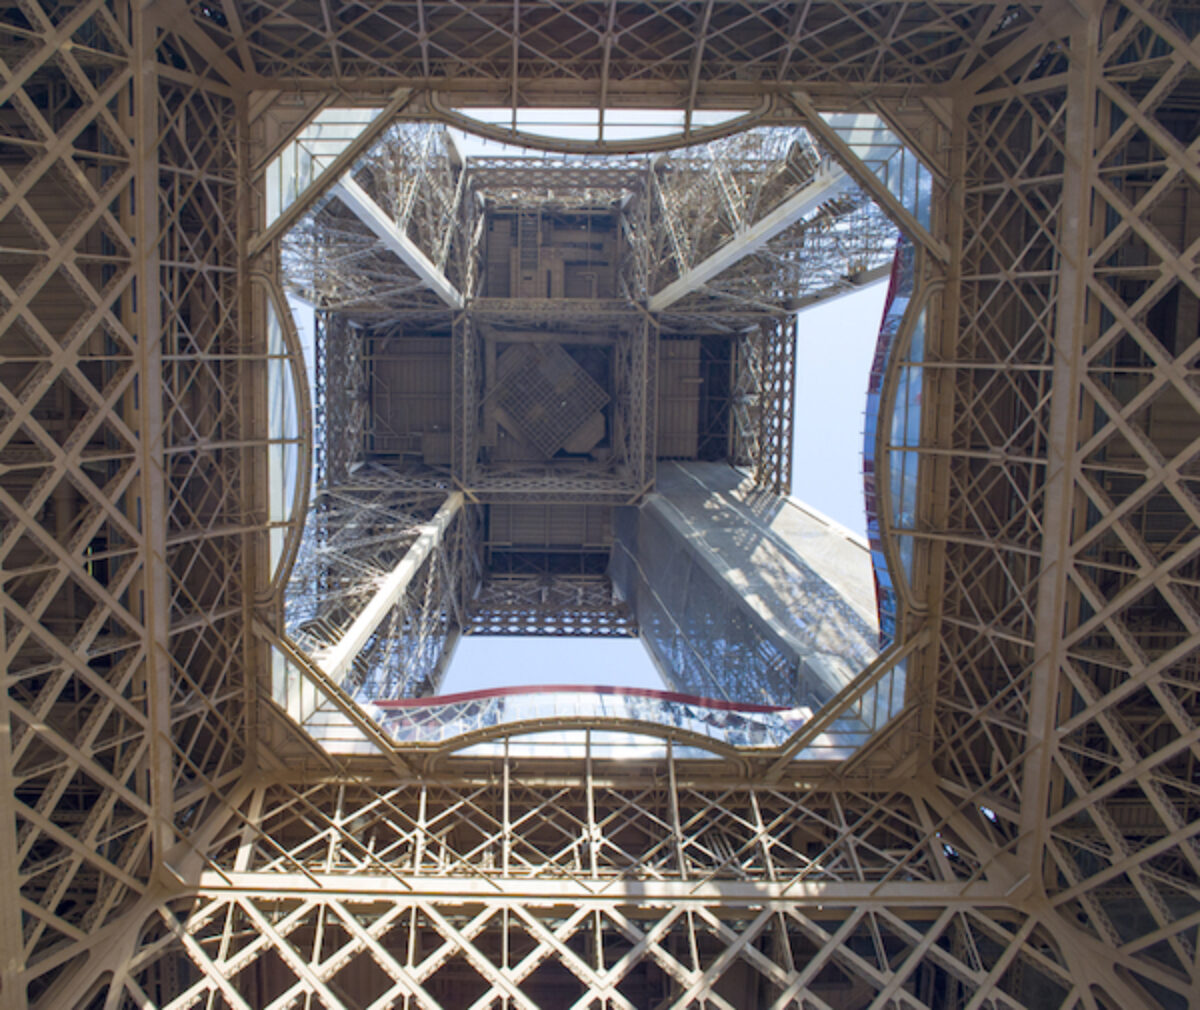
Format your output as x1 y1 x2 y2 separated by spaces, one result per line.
1 3 1198 1008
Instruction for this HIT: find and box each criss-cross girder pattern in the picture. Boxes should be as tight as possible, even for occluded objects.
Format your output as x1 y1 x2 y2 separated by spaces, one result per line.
1 3 1198 1008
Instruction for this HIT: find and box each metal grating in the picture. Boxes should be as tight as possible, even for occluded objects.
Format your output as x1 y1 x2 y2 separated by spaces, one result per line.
493 343 610 457
465 574 637 636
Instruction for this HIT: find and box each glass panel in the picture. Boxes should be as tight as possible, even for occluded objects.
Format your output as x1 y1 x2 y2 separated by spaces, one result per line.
265 107 383 227
370 686 810 748
821 113 934 230
863 238 924 645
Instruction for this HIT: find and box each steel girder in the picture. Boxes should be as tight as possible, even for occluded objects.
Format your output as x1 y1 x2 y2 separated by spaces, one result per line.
1 3 1199 1009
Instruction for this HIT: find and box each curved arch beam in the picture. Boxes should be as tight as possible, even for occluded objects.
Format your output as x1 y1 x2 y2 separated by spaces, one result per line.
871 268 941 619
254 273 314 600
429 93 775 156
418 717 751 770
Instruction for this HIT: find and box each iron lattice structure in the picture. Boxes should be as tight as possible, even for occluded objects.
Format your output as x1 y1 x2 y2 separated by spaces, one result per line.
290 122 888 504
0 3 1197 1009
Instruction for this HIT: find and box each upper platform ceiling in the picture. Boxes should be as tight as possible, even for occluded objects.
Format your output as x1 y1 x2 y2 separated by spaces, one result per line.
175 1 1045 103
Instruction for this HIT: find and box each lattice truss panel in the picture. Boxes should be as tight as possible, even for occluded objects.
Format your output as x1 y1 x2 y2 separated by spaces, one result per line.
310 311 366 491
3 2 1200 1009
262 494 481 763
340 496 473 702
466 574 636 637
130 899 1078 1010
617 170 653 304
0 3 150 998
918 4 1200 1008
658 196 897 323
465 160 645 213
731 316 797 495
109 774 1081 1008
164 1 1043 97
152 11 253 875
650 131 825 286
613 315 656 495
0 2 273 1005
493 344 610 459
283 486 445 656
648 129 896 321
281 123 463 326
453 306 652 505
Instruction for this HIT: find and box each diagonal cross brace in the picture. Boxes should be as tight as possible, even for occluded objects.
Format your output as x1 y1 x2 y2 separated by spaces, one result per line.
332 175 465 309
648 164 854 311
318 491 464 684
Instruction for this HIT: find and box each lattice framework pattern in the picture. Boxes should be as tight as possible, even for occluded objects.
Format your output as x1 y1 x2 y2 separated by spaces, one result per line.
281 123 463 326
465 574 636 637
283 486 445 656
1 3 1198 1009
731 316 798 494
293 127 879 495
658 193 897 322
169 0 1045 95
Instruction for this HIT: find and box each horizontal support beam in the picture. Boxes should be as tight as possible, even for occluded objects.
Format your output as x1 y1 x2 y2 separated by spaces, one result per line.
318 491 463 683
482 329 617 346
194 871 1005 906
648 165 854 311
332 176 464 309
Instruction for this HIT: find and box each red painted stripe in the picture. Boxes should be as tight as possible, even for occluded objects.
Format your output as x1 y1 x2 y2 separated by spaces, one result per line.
372 683 791 714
